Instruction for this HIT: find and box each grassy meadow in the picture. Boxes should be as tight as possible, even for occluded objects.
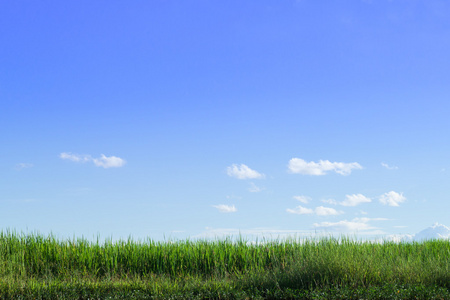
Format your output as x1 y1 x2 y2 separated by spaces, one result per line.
0 230 450 299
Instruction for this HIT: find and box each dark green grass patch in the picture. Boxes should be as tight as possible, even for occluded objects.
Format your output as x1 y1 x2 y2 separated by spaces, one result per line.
1 231 450 299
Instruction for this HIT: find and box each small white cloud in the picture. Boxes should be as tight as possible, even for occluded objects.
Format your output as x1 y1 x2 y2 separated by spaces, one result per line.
227 164 264 179
379 191 406 207
286 205 314 215
381 163 398 170
248 182 263 193
340 194 372 206
315 206 343 216
15 163 33 170
288 158 362 176
293 195 311 204
92 154 126 168
213 204 237 213
60 152 126 168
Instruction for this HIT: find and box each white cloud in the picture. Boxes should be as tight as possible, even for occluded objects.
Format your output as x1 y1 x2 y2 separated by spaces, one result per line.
340 194 372 206
60 152 126 168
379 191 406 207
92 154 126 168
213 204 237 213
293 195 311 204
315 206 343 216
227 164 264 179
286 205 314 215
15 163 33 170
288 158 362 176
248 182 263 193
381 162 398 170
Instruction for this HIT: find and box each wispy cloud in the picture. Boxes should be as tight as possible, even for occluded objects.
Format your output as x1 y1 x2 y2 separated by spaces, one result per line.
248 182 263 193
322 198 338 205
287 205 343 216
313 217 388 232
59 152 91 162
59 152 126 168
7 198 39 203
314 220 373 232
381 162 398 170
339 194 372 206
15 163 33 170
226 195 242 200
212 204 237 213
227 164 264 179
293 195 311 204
379 191 406 207
288 158 362 175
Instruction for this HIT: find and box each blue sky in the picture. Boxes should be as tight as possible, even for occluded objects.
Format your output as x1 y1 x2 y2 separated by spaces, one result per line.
1 0 450 241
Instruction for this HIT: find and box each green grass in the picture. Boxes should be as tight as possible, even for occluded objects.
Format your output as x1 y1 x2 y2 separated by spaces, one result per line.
1 230 450 299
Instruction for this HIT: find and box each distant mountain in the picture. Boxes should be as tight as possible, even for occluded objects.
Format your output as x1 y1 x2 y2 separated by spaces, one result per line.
413 223 450 241
386 223 450 242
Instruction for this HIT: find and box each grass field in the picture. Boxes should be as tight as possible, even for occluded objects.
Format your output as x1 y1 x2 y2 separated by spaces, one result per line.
1 230 450 299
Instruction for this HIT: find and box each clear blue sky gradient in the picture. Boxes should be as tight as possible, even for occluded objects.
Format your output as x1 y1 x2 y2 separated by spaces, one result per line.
1 0 450 241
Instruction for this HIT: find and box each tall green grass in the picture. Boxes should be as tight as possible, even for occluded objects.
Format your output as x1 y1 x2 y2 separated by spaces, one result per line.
1 230 450 299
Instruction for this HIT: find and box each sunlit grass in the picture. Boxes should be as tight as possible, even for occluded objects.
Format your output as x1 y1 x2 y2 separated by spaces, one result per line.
1 230 450 299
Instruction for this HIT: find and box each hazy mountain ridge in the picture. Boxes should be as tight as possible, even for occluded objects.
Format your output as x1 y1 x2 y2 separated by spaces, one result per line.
388 223 450 242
